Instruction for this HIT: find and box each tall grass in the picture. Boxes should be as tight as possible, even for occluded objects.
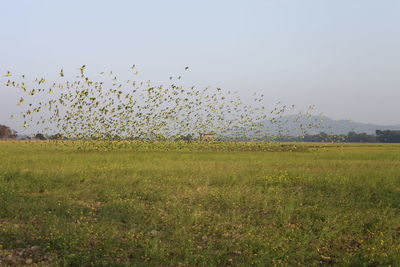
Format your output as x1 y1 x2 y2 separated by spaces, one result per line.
0 141 399 266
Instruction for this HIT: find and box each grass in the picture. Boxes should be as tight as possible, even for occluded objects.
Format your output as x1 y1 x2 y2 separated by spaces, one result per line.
0 141 399 266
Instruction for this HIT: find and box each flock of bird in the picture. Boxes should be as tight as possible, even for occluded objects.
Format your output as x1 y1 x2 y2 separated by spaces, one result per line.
2 66 322 141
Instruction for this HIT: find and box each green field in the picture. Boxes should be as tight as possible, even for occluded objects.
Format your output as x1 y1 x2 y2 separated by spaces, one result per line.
0 141 399 266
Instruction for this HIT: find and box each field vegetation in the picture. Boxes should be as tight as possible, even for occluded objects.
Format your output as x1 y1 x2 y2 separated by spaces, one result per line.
0 141 399 266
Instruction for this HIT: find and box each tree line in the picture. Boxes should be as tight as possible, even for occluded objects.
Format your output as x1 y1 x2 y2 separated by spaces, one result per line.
1 123 400 143
274 130 400 143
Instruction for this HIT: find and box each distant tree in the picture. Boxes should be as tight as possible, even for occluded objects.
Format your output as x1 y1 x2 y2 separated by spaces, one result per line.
0 125 18 140
376 130 400 143
49 133 64 140
347 132 376 143
175 134 193 142
275 131 377 143
34 133 47 140
301 132 330 142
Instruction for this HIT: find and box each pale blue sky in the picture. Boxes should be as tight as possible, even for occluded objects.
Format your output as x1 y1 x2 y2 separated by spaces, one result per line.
1 0 400 130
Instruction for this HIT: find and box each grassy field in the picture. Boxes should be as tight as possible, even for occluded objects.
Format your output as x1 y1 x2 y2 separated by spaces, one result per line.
0 141 399 266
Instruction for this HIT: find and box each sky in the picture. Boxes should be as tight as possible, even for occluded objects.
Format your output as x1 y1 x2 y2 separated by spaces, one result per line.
1 0 400 132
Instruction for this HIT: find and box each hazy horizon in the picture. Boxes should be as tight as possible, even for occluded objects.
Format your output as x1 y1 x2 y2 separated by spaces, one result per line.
1 0 399 132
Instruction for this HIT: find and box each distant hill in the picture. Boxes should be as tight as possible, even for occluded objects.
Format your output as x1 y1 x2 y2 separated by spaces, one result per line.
262 115 400 136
